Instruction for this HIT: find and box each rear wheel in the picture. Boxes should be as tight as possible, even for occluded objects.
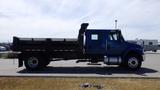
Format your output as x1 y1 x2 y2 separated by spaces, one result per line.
125 54 142 70
24 56 44 71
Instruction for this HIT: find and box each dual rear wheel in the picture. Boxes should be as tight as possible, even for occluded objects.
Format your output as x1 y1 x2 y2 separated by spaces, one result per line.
24 56 50 71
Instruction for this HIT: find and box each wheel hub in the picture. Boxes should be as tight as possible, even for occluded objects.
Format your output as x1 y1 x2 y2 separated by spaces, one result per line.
28 57 39 68
128 57 138 68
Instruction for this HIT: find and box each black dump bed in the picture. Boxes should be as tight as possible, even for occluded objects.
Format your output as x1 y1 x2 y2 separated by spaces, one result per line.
12 23 89 53
12 37 81 52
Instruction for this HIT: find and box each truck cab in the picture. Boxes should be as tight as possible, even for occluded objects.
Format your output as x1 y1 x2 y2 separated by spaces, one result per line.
85 29 144 70
85 30 125 56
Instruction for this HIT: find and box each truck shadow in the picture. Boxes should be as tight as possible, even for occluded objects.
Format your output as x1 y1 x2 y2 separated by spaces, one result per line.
18 66 157 76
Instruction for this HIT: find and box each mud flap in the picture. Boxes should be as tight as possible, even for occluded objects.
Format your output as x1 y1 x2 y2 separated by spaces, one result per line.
18 59 23 67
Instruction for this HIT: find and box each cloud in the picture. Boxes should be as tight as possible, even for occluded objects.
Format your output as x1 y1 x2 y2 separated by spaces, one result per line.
0 0 160 42
0 17 80 41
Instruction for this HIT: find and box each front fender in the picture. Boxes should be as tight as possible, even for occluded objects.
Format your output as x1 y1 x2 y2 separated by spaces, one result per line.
122 47 144 61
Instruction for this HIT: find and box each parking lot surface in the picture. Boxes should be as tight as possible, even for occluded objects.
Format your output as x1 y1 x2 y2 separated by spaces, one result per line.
0 52 160 78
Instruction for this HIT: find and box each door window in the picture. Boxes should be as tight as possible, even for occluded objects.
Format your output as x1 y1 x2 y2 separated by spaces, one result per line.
109 33 118 41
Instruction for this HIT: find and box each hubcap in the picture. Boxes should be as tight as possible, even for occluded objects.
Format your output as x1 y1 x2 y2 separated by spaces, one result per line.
128 57 139 68
28 57 39 68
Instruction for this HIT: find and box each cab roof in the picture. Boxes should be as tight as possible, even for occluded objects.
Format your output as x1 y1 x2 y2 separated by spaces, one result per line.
86 29 121 33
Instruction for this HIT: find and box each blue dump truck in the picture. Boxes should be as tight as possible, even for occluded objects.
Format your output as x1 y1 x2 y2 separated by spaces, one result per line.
12 23 145 71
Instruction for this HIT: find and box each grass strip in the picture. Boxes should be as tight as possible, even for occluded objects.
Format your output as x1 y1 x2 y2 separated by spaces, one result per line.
0 77 160 90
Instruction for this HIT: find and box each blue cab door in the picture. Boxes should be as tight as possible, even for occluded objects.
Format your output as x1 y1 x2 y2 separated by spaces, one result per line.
85 30 107 55
106 31 125 56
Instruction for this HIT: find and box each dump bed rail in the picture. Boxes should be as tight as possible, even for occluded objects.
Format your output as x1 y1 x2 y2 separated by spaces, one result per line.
12 37 80 52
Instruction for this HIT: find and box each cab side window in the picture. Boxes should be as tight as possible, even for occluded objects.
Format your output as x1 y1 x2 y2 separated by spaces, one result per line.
91 34 98 40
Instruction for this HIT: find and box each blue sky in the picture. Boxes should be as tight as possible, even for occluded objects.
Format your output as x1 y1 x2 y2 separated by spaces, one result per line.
0 0 160 42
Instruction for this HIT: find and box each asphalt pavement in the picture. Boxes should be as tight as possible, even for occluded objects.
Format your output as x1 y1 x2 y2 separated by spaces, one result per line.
0 52 160 78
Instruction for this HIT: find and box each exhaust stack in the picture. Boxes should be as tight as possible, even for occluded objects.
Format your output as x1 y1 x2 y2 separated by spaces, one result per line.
78 23 89 49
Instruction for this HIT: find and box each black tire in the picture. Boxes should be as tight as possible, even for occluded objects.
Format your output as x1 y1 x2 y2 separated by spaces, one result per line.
125 54 142 71
24 56 44 71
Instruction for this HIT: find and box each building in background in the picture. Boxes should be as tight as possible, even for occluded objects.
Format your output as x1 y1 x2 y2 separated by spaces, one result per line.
128 39 160 52
0 46 6 51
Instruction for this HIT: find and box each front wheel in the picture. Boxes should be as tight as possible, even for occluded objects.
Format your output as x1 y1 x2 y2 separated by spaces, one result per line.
125 54 142 71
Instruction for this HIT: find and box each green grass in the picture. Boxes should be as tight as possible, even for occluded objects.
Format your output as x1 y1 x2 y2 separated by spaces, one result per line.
0 77 160 90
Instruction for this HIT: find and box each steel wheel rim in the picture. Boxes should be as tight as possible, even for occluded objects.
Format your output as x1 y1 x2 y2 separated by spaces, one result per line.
28 57 39 68
128 57 139 68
